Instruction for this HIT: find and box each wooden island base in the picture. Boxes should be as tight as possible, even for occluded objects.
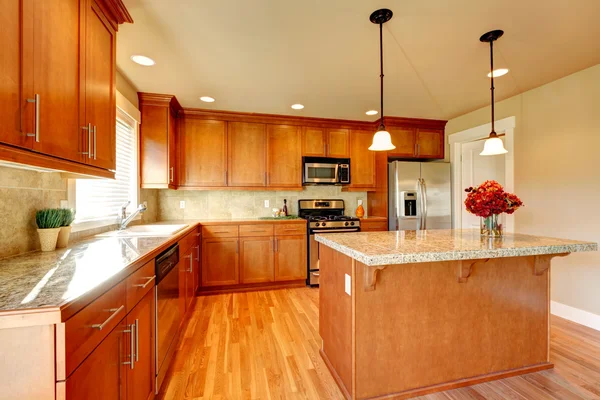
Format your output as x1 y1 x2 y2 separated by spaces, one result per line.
319 246 561 400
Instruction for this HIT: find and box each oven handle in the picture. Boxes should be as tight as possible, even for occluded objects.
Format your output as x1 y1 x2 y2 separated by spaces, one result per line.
311 229 360 233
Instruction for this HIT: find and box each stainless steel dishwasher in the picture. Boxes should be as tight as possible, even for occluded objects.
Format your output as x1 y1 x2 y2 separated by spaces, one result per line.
155 243 180 392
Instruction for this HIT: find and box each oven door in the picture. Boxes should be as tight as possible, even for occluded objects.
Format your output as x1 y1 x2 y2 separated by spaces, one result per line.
303 162 339 184
308 228 360 286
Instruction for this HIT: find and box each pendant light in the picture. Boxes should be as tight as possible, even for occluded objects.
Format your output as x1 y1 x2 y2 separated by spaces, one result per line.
368 9 396 151
479 30 508 156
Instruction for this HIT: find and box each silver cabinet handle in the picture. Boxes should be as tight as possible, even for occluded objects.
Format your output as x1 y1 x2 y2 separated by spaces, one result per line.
421 178 428 230
133 276 155 288
88 123 92 157
312 272 320 277
123 322 135 369
188 253 193 273
170 167 174 182
194 245 200 262
26 94 40 142
135 318 139 362
92 305 124 330
79 124 90 155
93 125 97 160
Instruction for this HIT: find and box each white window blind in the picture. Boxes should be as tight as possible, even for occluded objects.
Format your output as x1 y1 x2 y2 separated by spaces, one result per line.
74 114 138 222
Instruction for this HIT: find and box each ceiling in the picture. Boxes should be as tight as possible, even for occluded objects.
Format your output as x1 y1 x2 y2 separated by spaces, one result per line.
117 0 600 121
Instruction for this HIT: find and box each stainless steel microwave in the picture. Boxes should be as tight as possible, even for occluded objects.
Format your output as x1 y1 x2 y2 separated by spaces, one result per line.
302 157 351 185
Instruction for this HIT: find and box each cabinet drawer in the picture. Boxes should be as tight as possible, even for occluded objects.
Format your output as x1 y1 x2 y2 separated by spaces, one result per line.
274 223 306 236
178 229 198 253
126 260 155 313
361 220 388 232
65 281 127 378
202 225 239 238
240 224 274 237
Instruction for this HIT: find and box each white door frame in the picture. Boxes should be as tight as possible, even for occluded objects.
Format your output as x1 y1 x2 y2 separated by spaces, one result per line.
449 116 516 232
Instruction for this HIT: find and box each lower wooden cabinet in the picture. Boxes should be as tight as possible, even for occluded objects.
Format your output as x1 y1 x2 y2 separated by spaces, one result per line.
66 318 128 400
202 237 240 287
240 237 274 283
275 235 307 281
126 289 155 400
360 219 388 232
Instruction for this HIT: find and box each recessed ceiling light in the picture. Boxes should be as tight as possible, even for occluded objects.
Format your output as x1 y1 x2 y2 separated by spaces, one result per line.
366 110 379 116
200 96 215 103
291 104 304 110
488 68 509 78
130 55 155 66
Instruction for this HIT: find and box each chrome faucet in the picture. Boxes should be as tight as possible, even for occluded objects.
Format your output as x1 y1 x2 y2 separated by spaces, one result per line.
118 202 147 230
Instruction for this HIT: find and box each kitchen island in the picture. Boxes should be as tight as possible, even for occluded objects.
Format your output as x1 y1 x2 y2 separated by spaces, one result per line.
315 229 597 400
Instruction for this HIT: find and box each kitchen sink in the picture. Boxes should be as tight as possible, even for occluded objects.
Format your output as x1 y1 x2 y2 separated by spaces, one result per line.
98 224 189 237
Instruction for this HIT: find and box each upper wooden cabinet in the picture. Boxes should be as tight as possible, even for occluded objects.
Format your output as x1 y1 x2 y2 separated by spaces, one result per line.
415 129 444 159
228 122 267 187
387 126 445 159
347 130 376 190
267 125 302 188
0 0 131 178
179 118 227 188
139 93 181 189
301 127 349 157
388 127 417 158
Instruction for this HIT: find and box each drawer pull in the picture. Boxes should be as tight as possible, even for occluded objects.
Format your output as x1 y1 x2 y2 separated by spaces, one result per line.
91 305 125 331
248 230 266 233
133 276 155 289
312 272 320 277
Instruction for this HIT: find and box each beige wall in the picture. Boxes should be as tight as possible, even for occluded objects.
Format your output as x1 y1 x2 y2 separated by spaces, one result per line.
447 64 600 315
116 69 139 108
157 186 368 220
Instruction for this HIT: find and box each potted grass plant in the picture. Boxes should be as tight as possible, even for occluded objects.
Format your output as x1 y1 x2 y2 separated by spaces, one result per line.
56 208 76 248
35 208 63 251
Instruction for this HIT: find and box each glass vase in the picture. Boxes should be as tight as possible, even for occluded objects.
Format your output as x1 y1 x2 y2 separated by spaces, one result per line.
480 214 503 237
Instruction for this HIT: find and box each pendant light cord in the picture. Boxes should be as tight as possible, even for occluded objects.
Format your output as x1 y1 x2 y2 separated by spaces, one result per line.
379 22 385 130
490 39 496 136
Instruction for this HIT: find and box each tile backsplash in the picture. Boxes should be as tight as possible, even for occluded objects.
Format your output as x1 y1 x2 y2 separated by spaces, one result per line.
157 186 368 220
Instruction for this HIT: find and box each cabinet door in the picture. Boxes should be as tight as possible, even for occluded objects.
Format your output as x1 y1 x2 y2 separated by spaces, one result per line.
388 127 417 157
168 108 178 186
327 129 350 157
349 130 376 189
267 125 301 188
180 119 227 187
202 238 239 287
0 1 28 148
126 289 155 400
66 319 128 400
28 0 82 161
228 122 266 187
302 127 326 156
275 235 307 281
84 0 116 170
140 105 169 187
416 129 444 159
240 237 274 284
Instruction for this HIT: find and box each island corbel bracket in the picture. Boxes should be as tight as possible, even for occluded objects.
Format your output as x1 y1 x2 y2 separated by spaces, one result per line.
364 265 387 291
457 258 489 283
533 253 569 276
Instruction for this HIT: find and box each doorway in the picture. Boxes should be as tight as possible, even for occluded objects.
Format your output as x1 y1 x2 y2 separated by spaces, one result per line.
449 116 515 232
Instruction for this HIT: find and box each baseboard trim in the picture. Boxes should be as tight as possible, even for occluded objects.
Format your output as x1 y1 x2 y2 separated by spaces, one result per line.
551 301 600 332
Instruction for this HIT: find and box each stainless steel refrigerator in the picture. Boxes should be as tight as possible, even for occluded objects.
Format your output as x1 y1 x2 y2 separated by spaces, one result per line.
388 161 452 231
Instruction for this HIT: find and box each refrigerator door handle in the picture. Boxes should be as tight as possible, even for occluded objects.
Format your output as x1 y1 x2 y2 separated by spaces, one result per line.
421 178 428 230
416 178 423 230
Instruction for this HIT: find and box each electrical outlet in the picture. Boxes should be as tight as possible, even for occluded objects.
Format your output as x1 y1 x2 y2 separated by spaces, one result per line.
344 274 351 296
143 201 148 208
264 200 270 208
59 200 69 209
180 200 185 209
357 199 363 207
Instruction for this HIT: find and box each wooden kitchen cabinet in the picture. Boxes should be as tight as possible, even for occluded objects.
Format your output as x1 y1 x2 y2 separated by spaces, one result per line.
179 119 227 188
388 127 417 158
240 237 274 284
267 124 302 188
415 129 444 159
202 237 240 287
387 127 445 159
139 93 181 188
301 127 350 158
126 289 155 400
82 0 116 170
347 130 376 190
228 122 267 187
274 235 307 281
66 318 128 400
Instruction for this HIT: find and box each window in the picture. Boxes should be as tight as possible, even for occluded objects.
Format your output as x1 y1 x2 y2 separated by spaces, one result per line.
70 108 139 228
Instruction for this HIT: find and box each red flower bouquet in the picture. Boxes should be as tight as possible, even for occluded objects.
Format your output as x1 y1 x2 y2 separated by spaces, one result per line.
464 180 523 236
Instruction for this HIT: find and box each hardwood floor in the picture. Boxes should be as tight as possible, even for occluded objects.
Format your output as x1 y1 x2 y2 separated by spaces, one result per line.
158 287 600 400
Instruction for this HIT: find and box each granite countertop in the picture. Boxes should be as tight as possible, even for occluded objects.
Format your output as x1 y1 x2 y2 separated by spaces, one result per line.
157 218 306 225
0 233 185 313
315 229 598 266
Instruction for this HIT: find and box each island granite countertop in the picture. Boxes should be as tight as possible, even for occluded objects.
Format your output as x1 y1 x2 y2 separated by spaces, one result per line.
315 229 597 266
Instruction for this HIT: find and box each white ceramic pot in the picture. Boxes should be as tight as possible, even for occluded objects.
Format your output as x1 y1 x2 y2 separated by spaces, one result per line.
37 228 61 252
56 225 72 248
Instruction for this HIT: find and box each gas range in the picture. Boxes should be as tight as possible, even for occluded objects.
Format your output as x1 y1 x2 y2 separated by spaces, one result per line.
305 215 360 229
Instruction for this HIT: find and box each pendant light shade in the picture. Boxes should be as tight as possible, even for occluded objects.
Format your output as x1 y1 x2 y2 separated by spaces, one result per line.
479 30 508 156
369 9 395 151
